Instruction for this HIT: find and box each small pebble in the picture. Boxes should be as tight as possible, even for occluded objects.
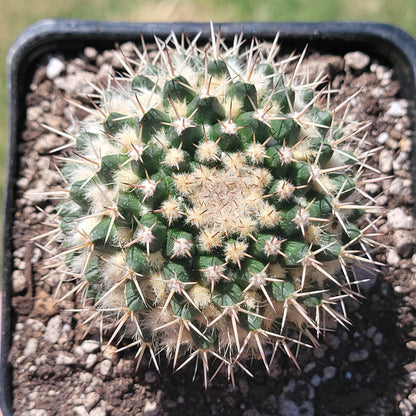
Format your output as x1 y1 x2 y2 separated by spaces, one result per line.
386 101 406 117
56 352 75 365
399 399 415 416
12 270 27 294
23 338 38 357
386 249 401 267
99 360 112 377
22 410 47 416
310 374 321 387
313 348 325 358
344 51 370 71
144 371 158 384
73 405 89 416
102 345 118 363
84 47 98 61
85 392 100 411
299 401 315 416
143 400 160 416
79 372 93 383
304 362 316 373
373 332 383 346
279 396 300 415
44 315 62 344
377 132 389 144
388 178 411 196
73 346 85 358
409 372 416 384
406 341 416 351
378 149 393 173
325 334 340 350
366 326 377 338
81 340 100 353
387 207 414 230
85 354 98 369
348 349 369 362
46 57 65 80
323 366 337 380
90 408 106 416
393 151 409 171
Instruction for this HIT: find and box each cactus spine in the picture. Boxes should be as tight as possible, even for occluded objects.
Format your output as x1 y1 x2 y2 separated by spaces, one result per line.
43 26 382 386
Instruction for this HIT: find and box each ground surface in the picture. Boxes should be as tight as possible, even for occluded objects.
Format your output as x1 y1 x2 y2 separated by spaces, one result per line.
4 40 416 416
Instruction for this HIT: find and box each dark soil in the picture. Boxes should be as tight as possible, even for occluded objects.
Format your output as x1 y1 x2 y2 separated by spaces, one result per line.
4 40 416 416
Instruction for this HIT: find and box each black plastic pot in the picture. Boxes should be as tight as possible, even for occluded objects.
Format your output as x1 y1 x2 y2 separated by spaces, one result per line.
2 20 416 415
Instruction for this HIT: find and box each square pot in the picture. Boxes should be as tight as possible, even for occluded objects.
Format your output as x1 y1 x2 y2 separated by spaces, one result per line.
2 20 416 415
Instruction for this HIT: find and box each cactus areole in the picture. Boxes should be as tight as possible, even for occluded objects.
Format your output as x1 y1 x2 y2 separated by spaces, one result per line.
46 27 381 385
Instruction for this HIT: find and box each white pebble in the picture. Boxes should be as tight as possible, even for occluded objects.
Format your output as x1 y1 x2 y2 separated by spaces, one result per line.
44 315 62 344
73 346 85 358
399 398 415 416
344 51 370 71
86 354 98 369
85 392 100 411
406 341 416 351
90 408 107 416
386 101 406 118
387 207 414 230
21 410 48 416
81 340 100 353
46 57 65 80
73 405 89 416
377 132 389 144
409 371 416 384
143 400 160 416
23 338 38 357
99 360 112 377
392 150 408 168
56 352 75 365
84 47 98 60
378 149 393 173
386 249 401 267
12 270 27 294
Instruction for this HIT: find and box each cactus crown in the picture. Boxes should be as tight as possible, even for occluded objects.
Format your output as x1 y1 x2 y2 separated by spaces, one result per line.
44 26 381 386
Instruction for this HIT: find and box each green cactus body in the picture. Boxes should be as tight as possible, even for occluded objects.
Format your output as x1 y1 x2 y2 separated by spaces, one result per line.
47 28 381 385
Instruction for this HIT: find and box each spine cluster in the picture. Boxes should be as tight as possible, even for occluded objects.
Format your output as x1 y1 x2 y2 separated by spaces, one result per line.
42 26 382 386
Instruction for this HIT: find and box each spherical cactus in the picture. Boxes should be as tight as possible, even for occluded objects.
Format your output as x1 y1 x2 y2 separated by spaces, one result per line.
45 27 381 386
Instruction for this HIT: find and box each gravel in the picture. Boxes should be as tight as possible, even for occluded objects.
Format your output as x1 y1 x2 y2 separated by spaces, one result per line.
387 207 414 230
43 315 62 344
45 57 65 80
344 51 370 71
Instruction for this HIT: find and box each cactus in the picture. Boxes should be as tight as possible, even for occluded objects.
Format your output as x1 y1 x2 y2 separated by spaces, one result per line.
43 26 382 387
